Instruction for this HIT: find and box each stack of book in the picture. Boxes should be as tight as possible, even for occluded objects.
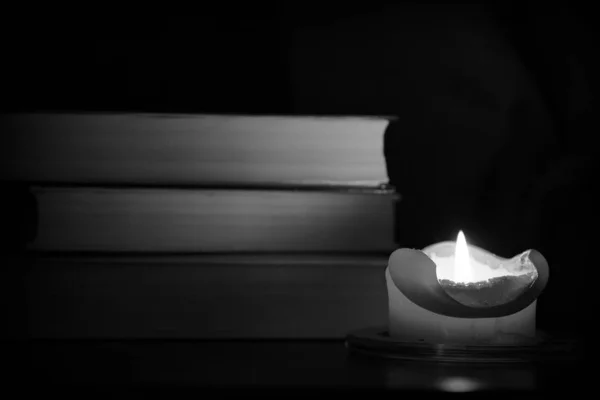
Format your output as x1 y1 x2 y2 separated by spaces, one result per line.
1 112 399 338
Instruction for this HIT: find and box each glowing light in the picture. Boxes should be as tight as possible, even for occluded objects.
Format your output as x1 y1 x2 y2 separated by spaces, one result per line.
454 230 473 282
438 376 482 392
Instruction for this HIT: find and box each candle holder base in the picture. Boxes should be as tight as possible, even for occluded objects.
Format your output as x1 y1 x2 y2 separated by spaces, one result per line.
345 327 579 364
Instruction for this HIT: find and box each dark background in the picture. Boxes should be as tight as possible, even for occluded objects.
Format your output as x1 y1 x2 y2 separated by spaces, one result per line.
2 4 594 115
2 3 597 336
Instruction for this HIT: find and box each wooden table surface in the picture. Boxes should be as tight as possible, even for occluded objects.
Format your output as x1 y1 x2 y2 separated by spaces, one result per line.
14 339 586 393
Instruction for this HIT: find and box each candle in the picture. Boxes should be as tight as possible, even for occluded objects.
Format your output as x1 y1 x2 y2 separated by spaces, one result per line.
385 231 549 344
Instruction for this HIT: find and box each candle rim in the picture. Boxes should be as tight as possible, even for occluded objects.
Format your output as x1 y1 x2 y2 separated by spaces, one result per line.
387 247 549 319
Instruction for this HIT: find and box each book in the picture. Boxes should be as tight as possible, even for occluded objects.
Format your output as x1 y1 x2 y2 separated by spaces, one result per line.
24 254 389 339
29 186 398 253
0 113 390 187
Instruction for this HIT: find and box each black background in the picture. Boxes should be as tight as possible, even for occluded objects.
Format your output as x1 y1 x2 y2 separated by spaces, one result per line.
4 4 594 116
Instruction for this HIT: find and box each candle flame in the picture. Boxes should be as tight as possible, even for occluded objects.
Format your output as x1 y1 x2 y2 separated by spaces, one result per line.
454 230 473 282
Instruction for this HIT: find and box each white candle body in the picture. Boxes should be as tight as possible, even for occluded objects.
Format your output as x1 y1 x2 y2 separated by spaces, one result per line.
385 267 537 344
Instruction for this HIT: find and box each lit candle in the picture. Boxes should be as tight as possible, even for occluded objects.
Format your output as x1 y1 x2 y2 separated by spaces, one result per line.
385 231 549 344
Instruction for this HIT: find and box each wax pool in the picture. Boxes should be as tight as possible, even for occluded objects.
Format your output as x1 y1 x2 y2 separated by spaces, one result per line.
386 237 540 345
